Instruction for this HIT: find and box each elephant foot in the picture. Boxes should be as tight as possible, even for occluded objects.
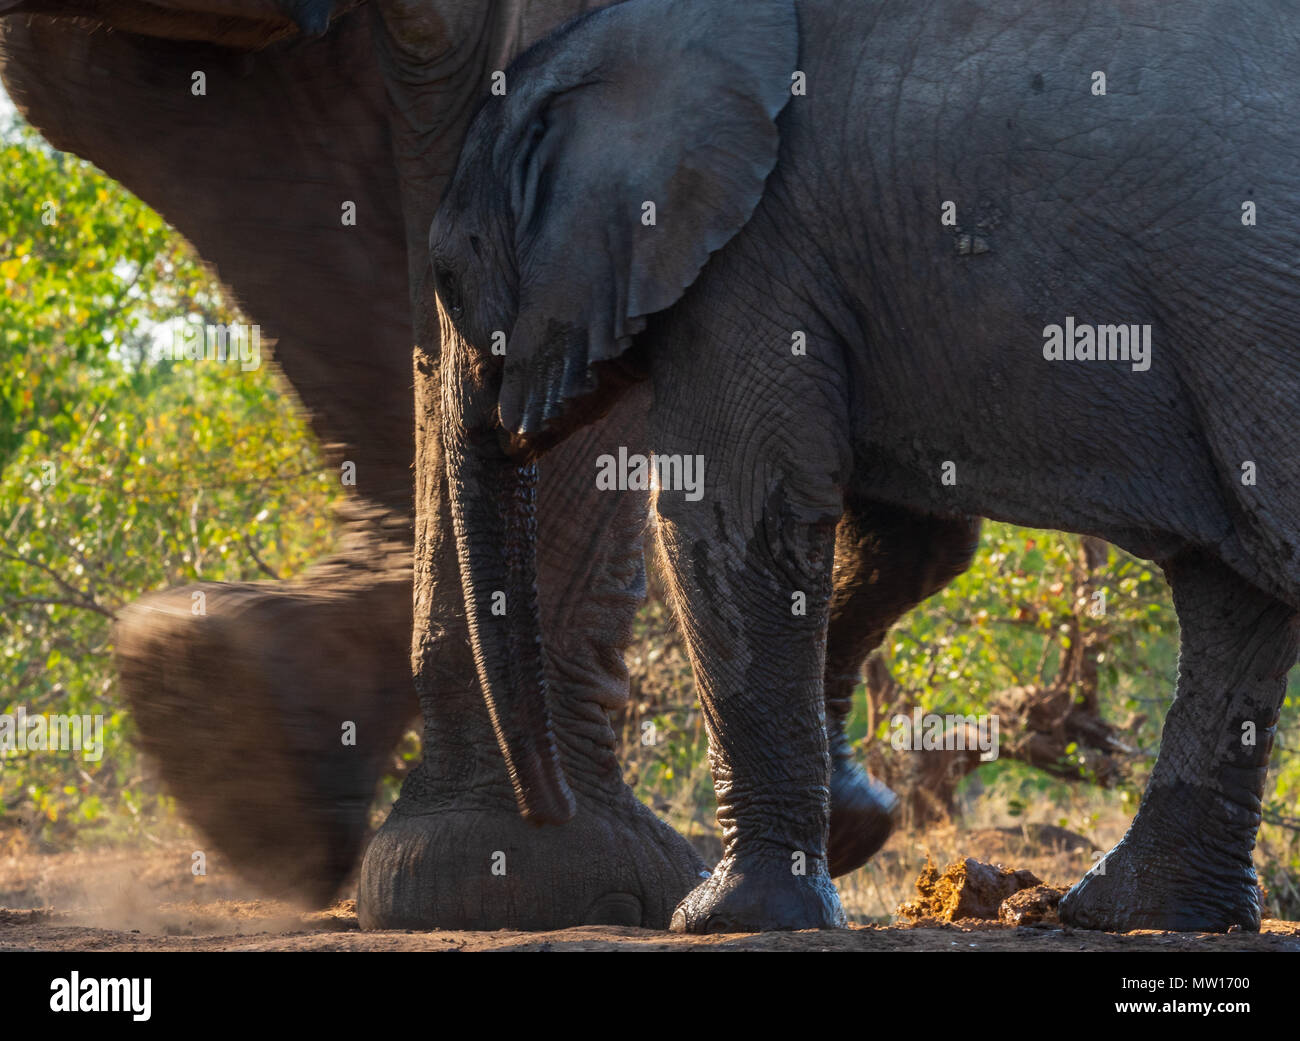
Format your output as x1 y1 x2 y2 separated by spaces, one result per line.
828 758 898 876
115 540 415 905
357 778 707 930
668 855 846 934
1058 833 1261 933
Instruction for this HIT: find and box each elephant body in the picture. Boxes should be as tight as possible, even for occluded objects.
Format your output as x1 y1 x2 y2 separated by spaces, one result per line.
434 0 1300 932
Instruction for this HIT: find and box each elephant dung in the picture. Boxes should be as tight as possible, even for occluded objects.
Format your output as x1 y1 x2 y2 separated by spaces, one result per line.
998 884 1065 927
896 856 1044 923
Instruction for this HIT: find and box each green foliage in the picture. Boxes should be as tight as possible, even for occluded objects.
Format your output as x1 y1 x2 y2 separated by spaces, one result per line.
859 527 1178 792
877 530 1175 722
1 122 223 462
1 116 338 846
620 595 716 842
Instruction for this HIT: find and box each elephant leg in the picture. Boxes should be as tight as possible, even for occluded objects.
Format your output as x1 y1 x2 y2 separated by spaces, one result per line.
30 10 430 905
1059 549 1300 932
824 502 980 875
650 363 849 933
115 508 417 905
358 365 705 930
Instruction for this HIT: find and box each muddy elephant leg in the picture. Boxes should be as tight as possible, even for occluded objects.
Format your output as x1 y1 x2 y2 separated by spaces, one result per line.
657 495 845 932
650 371 849 933
824 501 980 875
357 362 704 930
1059 549 1300 932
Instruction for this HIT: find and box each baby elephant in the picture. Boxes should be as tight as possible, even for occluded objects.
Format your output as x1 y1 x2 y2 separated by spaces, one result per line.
431 0 1300 933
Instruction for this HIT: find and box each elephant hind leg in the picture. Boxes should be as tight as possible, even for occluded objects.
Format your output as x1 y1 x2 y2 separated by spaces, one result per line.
824 502 980 875
1059 549 1300 932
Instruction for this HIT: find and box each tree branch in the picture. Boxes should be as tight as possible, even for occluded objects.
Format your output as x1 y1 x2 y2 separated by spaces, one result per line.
0 596 116 620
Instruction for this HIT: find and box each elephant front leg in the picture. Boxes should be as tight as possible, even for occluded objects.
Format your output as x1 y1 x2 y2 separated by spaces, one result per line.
824 502 980 874
359 367 704 930
654 452 847 932
1059 549 1300 932
115 507 417 905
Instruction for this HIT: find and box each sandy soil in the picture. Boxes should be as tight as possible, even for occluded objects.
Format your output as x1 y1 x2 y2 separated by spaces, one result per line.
6 910 1300 951
3 844 1298 951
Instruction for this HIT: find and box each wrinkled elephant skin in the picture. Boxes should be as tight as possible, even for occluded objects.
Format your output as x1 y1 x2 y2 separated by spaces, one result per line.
432 0 1300 933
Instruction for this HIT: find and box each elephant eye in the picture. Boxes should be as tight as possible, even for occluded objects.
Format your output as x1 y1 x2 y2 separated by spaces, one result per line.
435 263 464 320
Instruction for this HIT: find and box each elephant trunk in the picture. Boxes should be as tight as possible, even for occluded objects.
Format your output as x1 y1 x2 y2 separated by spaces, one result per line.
440 337 576 826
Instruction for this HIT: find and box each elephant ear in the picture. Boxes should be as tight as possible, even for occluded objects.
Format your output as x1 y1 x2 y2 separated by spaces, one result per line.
498 0 798 438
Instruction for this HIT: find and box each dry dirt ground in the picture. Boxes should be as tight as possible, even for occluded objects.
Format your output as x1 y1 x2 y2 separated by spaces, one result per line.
2 844 1298 951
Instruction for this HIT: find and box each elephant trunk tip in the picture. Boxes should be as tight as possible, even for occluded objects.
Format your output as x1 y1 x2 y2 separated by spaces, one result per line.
518 781 577 828
507 746 577 826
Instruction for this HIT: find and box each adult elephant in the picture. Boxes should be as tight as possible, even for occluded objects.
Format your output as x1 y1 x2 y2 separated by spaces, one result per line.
432 0 1300 933
0 0 956 928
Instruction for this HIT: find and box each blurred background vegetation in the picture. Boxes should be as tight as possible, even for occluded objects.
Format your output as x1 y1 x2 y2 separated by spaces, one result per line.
1 113 338 844
2 104 1298 920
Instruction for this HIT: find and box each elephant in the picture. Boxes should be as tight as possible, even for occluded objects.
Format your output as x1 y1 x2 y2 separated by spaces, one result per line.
431 0 1300 933
0 0 936 927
